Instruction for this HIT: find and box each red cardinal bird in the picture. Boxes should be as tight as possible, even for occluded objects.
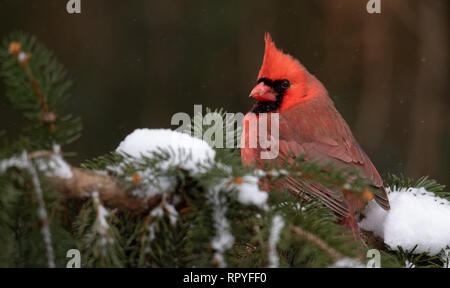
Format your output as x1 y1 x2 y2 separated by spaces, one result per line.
241 33 390 238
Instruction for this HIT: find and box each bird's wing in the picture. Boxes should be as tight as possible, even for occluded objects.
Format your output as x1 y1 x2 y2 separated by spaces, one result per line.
276 100 390 216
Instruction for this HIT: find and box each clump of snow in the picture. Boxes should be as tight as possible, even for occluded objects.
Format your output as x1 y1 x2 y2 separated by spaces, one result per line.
360 187 450 255
92 191 113 251
35 145 72 179
129 170 176 200
18 51 27 63
209 183 235 268
164 201 179 225
116 128 216 174
235 176 268 209
254 168 289 178
143 192 179 253
43 155 72 179
112 129 216 200
206 172 270 266
254 169 266 177
441 249 450 268
268 214 285 268
0 152 29 172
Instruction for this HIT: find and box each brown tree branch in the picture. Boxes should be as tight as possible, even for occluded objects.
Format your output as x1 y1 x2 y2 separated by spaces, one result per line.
28 151 161 212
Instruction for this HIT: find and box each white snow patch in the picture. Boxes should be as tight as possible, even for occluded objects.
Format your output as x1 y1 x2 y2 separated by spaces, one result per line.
441 248 450 268
268 214 285 268
35 148 73 179
0 152 29 172
235 176 268 209
144 193 180 252
128 169 176 200
164 202 179 225
112 129 216 200
209 183 235 268
116 128 215 174
18 51 27 62
92 191 113 250
5 144 72 180
360 187 450 255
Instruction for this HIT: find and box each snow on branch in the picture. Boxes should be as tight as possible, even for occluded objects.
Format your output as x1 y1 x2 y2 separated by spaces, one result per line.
360 187 450 256
268 214 285 268
2 149 156 212
115 128 216 174
0 152 55 268
91 191 113 253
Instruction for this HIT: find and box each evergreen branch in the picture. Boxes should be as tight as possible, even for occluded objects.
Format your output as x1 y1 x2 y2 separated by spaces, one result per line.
51 167 151 211
0 32 81 147
0 151 55 267
7 41 56 130
26 150 161 212
25 157 55 268
290 225 343 261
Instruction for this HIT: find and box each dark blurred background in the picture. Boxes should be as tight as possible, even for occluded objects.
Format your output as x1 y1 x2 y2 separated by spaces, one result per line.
0 0 448 186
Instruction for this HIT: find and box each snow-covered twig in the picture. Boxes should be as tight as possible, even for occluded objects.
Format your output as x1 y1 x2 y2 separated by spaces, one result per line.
35 144 73 179
268 214 285 268
91 191 113 254
208 183 235 268
0 152 55 268
143 192 179 252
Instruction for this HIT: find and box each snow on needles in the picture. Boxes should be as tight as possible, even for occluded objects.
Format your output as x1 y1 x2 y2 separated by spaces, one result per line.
268 214 285 268
234 176 268 210
360 187 450 255
116 128 216 174
113 129 216 200
92 191 113 252
0 152 55 267
114 129 271 266
35 144 73 179
209 182 235 268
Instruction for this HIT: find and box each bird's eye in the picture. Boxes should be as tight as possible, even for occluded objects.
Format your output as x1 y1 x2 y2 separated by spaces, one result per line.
281 80 290 89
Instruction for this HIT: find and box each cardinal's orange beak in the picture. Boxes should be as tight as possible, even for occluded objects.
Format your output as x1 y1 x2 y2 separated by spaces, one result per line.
249 82 277 102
